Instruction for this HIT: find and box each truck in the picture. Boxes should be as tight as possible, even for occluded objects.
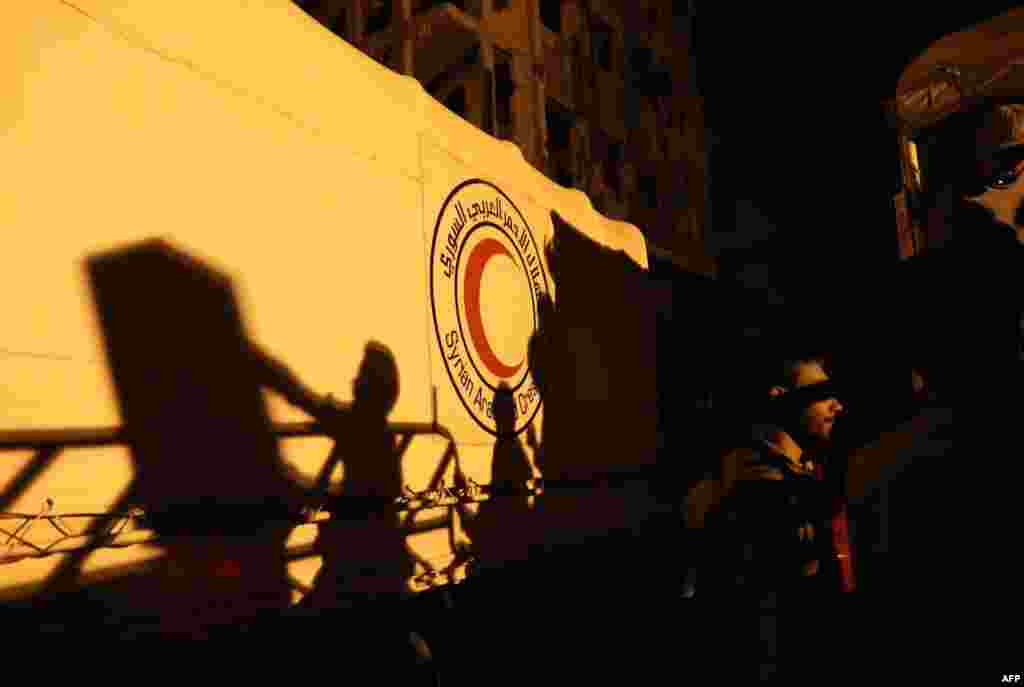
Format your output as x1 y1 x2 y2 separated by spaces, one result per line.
887 7 1024 259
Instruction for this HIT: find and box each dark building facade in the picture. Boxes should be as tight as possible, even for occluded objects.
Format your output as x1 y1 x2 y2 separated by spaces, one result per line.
294 0 715 275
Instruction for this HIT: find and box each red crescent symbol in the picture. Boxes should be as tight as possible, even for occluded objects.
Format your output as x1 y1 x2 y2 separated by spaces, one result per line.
463 237 524 379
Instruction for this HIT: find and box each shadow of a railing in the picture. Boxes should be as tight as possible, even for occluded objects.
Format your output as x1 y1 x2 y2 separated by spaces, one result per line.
0 419 458 586
1 418 666 572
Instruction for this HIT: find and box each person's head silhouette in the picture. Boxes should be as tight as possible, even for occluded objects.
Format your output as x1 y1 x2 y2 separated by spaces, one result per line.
493 382 517 438
352 341 399 419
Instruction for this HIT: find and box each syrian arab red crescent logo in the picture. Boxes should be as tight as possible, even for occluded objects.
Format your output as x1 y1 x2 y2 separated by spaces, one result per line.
430 180 549 436
464 238 524 379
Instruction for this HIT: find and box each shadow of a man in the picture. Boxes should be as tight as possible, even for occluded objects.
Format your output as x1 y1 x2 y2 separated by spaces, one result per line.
284 342 413 611
461 383 535 573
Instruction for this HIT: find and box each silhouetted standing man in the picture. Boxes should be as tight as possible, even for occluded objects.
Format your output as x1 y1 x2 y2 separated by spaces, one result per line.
248 341 410 606
705 352 848 682
251 341 432 674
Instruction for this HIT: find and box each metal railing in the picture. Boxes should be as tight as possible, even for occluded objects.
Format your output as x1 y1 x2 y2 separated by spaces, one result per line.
1 417 664 597
0 420 466 563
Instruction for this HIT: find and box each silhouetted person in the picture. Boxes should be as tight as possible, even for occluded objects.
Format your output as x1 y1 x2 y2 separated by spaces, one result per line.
253 341 431 673
889 102 1022 408
252 341 413 609
523 240 592 577
522 253 574 577
703 352 848 682
461 383 536 571
447 383 540 674
524 238 575 503
868 99 1013 665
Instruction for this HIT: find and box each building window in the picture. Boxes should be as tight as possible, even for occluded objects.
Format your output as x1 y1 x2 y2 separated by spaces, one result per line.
656 70 673 98
495 48 516 140
540 0 562 33
330 7 348 39
366 0 392 34
556 167 575 188
546 100 573 153
605 140 623 196
630 45 653 80
426 41 482 130
426 42 480 92
690 8 698 60
483 69 495 135
445 86 468 120
639 173 658 209
546 99 575 186
591 18 614 72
